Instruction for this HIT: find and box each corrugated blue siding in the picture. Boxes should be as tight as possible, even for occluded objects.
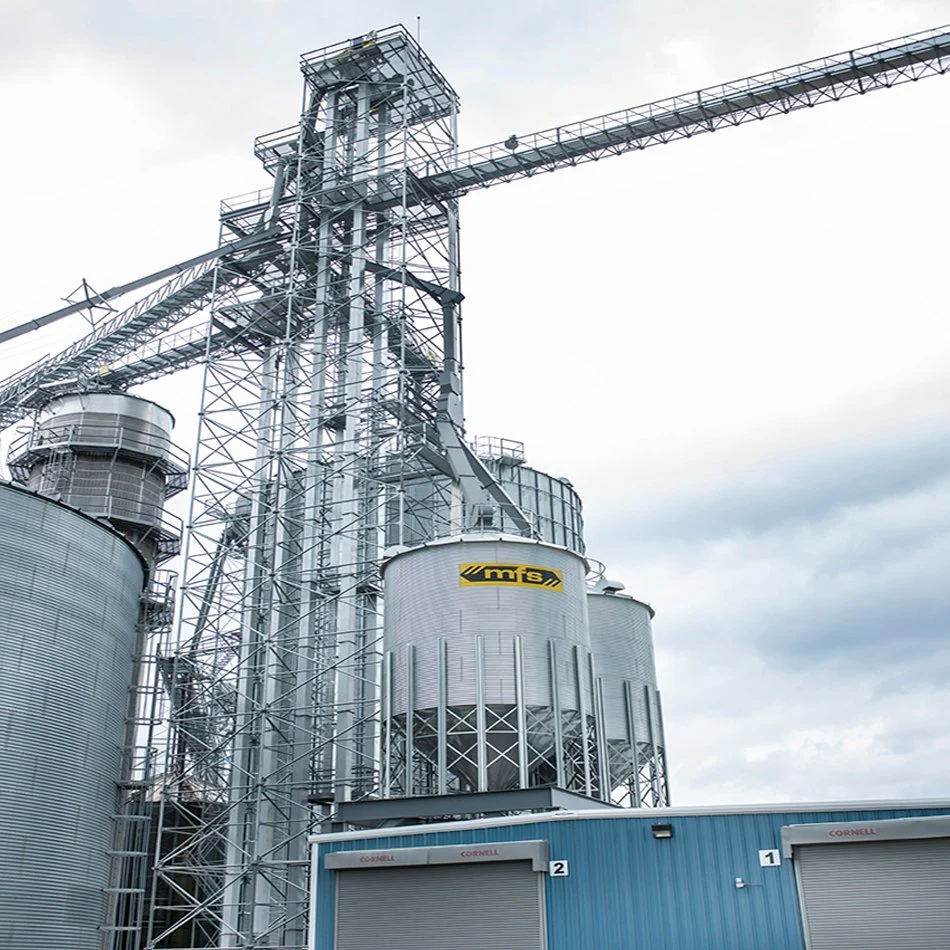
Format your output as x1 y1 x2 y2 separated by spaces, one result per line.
312 806 950 950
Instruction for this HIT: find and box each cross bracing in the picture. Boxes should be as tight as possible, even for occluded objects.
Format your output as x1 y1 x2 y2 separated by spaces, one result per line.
144 28 468 949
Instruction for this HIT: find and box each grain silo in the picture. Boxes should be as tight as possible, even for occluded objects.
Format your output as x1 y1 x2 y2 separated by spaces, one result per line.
381 534 601 797
0 481 146 950
0 390 188 948
587 584 669 806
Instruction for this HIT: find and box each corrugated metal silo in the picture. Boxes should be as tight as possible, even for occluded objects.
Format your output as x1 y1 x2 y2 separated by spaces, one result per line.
0 482 145 950
382 535 602 797
587 589 669 806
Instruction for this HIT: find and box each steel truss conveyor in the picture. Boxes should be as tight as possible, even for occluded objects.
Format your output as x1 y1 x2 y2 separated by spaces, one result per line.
2 24 948 420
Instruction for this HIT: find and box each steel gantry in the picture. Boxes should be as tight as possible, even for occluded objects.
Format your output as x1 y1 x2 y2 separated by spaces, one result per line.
1 22 948 950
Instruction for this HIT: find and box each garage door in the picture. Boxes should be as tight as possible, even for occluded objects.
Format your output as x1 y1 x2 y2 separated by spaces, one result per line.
796 838 950 950
335 859 545 950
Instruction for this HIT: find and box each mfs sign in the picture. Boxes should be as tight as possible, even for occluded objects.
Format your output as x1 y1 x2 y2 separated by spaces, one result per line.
459 563 563 591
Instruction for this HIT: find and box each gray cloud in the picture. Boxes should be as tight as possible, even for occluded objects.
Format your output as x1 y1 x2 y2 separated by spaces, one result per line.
579 413 950 803
3 0 940 150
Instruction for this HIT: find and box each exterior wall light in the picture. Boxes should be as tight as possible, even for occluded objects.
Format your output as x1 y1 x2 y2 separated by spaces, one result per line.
651 823 673 839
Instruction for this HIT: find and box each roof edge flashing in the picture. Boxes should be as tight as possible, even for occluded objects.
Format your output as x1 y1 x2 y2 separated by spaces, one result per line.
781 814 950 858
310 798 950 844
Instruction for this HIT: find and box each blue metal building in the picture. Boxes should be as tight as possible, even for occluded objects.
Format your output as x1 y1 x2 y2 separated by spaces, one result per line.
309 800 950 950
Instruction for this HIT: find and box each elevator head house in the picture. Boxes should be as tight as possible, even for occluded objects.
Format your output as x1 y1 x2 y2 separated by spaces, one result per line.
309 798 950 950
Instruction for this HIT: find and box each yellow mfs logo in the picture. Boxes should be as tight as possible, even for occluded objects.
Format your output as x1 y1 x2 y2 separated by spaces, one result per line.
459 563 563 591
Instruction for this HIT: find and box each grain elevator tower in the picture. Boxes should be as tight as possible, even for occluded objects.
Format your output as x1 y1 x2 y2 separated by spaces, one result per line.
143 29 668 946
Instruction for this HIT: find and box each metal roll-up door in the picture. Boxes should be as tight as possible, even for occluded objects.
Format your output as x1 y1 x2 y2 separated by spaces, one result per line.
796 838 950 950
335 860 544 950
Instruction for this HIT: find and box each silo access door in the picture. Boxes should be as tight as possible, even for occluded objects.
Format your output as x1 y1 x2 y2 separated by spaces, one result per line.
331 855 546 950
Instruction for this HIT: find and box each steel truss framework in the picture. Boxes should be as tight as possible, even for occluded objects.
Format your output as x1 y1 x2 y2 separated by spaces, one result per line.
1 26 946 427
0 20 947 950
382 640 604 801
147 29 465 949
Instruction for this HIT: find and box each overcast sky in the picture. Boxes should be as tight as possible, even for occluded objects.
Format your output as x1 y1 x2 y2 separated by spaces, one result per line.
2 0 949 807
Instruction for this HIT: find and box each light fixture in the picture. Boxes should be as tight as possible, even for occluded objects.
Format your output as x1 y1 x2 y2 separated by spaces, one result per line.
651 822 673 840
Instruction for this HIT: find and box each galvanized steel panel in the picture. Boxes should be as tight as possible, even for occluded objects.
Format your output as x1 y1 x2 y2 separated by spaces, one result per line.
587 590 662 791
384 538 590 710
28 454 167 520
383 537 594 792
9 392 188 566
335 861 544 950
587 591 658 737
0 484 144 950
486 462 584 555
795 838 950 949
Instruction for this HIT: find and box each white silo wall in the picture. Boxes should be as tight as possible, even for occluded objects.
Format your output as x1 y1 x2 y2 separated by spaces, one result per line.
587 590 668 802
587 591 659 738
382 535 600 794
384 536 590 710
9 391 188 567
